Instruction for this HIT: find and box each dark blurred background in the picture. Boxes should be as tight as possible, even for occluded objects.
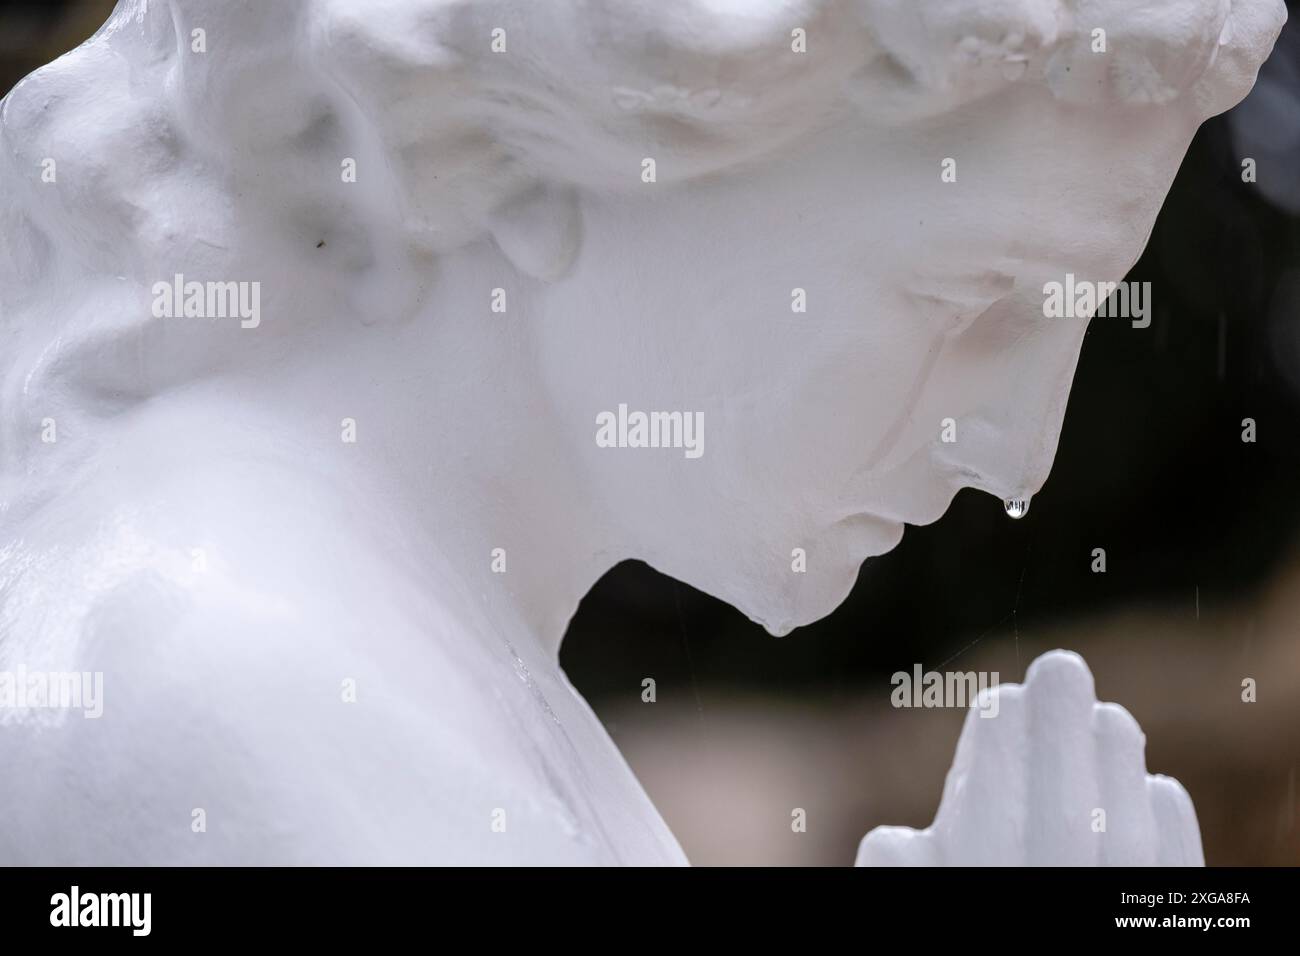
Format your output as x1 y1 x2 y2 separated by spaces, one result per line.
0 0 106 94
5 0 1299 866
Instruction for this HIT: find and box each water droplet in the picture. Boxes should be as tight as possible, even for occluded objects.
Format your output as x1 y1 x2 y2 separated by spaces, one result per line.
1004 497 1030 519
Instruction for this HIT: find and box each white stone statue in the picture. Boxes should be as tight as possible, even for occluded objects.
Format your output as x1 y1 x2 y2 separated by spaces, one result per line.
858 651 1205 866
0 0 1285 864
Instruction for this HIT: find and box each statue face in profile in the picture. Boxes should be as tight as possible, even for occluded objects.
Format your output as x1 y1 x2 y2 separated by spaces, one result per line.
527 115 1097 636
523 93 1231 637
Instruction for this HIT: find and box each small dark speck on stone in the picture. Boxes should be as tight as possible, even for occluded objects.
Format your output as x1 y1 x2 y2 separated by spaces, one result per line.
316 240 325 248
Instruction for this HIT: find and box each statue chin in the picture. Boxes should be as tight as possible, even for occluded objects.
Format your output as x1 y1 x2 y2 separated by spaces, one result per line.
0 0 1285 864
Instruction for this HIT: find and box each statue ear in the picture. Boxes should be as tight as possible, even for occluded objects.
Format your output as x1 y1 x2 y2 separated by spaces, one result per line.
486 185 582 283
